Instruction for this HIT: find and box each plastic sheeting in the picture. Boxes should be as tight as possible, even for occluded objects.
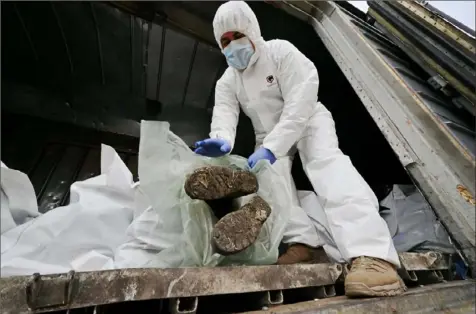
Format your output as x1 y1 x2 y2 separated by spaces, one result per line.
380 184 455 254
1 145 135 277
1 162 40 234
115 121 292 268
1 121 293 276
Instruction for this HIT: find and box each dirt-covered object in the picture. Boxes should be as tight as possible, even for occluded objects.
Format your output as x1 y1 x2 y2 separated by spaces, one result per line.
184 166 258 201
212 196 271 255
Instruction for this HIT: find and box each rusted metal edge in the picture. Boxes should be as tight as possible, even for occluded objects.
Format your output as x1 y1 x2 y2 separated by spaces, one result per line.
0 264 342 313
422 2 476 40
395 1 475 55
399 252 450 271
377 1 475 87
243 280 476 314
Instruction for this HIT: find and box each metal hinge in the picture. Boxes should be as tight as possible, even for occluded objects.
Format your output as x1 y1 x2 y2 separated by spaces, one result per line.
26 270 76 311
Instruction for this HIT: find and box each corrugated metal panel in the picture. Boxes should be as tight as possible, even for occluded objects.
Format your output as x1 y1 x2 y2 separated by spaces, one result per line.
415 1 475 50
368 1 476 115
1 2 223 146
345 10 476 158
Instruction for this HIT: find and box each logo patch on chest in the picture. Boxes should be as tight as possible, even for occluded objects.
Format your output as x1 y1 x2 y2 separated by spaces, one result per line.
266 75 274 84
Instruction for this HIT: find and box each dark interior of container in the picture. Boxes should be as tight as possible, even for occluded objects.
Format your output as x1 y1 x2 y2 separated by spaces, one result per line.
1 1 411 213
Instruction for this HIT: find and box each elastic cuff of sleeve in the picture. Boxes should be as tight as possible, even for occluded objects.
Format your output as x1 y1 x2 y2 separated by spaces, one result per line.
262 144 279 159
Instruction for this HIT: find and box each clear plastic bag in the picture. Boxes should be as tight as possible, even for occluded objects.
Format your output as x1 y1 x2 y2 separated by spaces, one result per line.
115 121 292 268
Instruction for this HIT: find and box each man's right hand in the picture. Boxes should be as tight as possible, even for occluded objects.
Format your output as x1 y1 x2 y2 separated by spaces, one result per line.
194 138 231 157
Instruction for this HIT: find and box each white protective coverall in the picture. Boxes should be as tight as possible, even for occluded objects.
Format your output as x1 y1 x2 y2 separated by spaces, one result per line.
210 1 400 267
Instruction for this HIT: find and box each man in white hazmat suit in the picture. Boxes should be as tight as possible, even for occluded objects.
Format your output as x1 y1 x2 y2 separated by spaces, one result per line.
194 1 405 297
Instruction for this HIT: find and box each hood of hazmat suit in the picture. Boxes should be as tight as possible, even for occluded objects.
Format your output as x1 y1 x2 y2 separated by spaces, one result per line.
211 1 321 158
213 1 266 69
209 1 400 267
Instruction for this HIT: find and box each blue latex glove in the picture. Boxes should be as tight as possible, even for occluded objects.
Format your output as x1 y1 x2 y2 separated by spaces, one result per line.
194 138 231 157
248 147 276 168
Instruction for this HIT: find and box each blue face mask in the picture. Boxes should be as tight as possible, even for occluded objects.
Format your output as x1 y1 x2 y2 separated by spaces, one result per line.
223 37 254 70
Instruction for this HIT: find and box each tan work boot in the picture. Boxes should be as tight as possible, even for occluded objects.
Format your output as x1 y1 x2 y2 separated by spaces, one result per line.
345 256 407 297
276 244 315 264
